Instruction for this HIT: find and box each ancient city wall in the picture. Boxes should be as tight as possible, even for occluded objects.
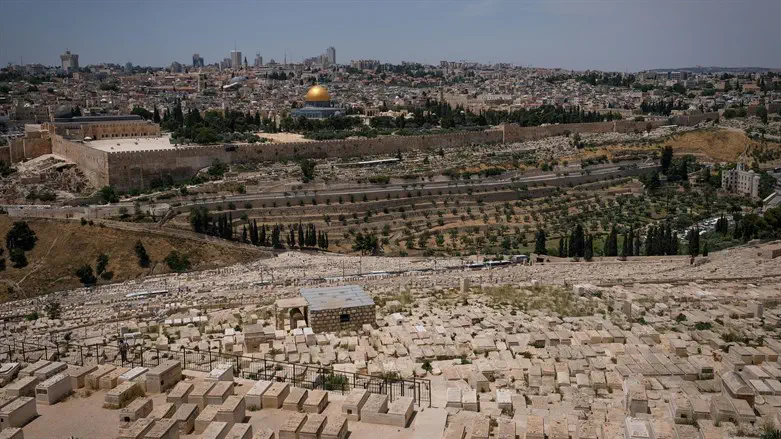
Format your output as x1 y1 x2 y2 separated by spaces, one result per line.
39 111 717 191
51 135 110 188
501 112 718 143
107 129 503 191
6 134 52 164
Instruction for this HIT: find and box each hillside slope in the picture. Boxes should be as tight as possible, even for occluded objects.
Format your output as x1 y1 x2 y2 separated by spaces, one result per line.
0 216 263 301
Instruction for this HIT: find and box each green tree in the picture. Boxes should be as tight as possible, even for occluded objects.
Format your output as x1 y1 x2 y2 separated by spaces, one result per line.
584 235 593 261
98 186 119 203
604 225 619 257
9 247 27 268
96 253 109 275
189 206 210 233
164 251 190 272
6 221 37 251
75 264 97 286
134 241 150 267
534 230 547 255
757 105 768 124
687 227 700 257
300 159 316 183
660 146 673 174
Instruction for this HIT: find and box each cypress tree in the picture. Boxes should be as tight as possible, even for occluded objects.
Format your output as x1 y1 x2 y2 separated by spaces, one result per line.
559 236 566 257
621 232 629 257
535 230 547 255
584 235 593 261
644 226 654 256
568 233 576 258
573 224 585 257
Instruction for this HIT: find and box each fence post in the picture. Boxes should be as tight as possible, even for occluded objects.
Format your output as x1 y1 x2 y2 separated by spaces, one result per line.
182 348 187 371
208 349 212 370
263 358 267 380
292 364 296 387
156 348 160 365
21 340 25 362
140 345 144 367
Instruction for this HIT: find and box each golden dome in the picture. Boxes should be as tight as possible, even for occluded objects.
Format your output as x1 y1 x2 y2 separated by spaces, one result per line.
305 85 331 102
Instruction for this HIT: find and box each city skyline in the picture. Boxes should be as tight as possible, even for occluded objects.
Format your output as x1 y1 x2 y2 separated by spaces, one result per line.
1 0 779 71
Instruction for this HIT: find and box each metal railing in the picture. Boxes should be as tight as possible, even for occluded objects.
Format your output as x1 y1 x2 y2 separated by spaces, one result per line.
0 339 431 407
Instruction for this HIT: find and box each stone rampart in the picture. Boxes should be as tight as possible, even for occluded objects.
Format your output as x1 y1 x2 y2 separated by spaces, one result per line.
51 135 110 188
33 112 717 192
106 129 503 191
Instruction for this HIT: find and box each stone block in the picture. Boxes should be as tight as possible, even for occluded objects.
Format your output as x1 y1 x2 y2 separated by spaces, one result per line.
188 381 215 410
117 418 156 439
6 376 38 398
200 421 230 439
167 382 193 407
262 382 290 409
146 360 181 394
283 387 308 411
67 364 97 389
150 402 176 420
0 397 37 430
207 381 234 406
143 418 178 439
342 389 369 421
278 412 307 439
195 405 220 435
105 381 142 409
216 395 246 426
245 380 272 410
120 397 153 423
86 364 116 390
100 367 129 390
225 423 253 439
303 389 328 414
172 402 198 434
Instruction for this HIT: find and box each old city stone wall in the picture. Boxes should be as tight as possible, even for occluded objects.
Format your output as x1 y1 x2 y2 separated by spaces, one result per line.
501 112 718 143
308 304 376 333
51 135 110 188
7 130 53 163
106 129 504 191
11 112 717 191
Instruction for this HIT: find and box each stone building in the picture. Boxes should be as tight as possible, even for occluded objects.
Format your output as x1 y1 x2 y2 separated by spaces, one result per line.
297 285 376 333
722 163 760 199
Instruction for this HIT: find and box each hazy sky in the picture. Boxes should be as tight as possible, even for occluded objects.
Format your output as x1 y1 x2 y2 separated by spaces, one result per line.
1 0 779 72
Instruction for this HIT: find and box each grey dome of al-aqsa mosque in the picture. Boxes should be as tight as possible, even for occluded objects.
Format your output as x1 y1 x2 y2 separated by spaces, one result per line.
53 105 74 120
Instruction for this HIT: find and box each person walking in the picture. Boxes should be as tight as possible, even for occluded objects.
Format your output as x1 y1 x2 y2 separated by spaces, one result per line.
119 340 128 364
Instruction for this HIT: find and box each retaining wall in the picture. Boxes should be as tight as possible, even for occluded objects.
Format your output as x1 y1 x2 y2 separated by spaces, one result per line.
39 112 717 191
51 135 110 188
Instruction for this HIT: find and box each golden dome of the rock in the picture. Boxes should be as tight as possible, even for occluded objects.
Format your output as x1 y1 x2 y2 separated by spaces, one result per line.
305 85 331 102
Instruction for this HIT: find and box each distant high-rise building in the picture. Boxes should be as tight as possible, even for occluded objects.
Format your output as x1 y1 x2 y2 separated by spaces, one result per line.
170 61 183 73
124 62 133 73
254 53 263 67
60 50 79 72
351 59 380 70
231 50 242 69
192 53 204 68
326 46 336 65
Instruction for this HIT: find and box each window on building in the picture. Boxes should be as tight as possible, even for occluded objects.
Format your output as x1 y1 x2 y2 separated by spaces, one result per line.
340 313 350 323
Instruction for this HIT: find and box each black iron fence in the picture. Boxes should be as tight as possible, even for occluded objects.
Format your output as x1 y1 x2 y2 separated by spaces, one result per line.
0 339 431 407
